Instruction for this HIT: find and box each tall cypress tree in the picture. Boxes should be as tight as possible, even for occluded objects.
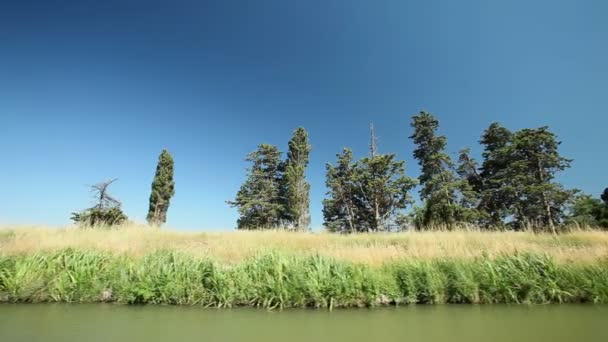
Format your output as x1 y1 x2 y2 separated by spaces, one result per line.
147 149 175 226
229 144 284 229
602 188 608 206
282 127 312 231
409 111 462 228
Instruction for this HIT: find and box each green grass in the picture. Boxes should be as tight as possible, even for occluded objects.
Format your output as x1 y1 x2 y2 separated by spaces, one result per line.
1 249 607 308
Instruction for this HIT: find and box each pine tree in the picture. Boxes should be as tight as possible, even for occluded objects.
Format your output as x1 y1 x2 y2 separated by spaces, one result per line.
323 149 358 233
409 111 462 228
478 124 574 231
147 149 175 226
478 123 514 227
323 128 416 233
229 144 284 229
457 148 483 192
354 153 417 231
456 148 485 224
507 127 574 232
282 127 312 231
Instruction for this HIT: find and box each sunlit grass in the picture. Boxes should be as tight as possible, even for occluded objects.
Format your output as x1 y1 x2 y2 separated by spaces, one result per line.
1 224 607 265
1 225 607 307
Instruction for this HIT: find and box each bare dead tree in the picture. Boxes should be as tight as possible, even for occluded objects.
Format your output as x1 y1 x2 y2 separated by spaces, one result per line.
71 178 127 226
90 178 122 209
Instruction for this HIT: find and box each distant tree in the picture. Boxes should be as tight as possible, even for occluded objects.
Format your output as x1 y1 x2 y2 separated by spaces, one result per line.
566 194 608 229
409 111 465 228
602 188 608 206
282 127 312 231
71 179 128 227
229 144 284 229
323 148 359 233
147 149 175 227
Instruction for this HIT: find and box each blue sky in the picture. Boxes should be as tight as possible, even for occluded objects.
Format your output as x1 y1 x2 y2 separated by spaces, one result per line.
1 0 607 230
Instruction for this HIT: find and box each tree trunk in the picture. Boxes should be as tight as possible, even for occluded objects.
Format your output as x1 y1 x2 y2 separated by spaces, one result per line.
536 158 555 234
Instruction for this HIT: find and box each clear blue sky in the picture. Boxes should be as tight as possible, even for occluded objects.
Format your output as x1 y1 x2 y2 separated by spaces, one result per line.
1 0 606 230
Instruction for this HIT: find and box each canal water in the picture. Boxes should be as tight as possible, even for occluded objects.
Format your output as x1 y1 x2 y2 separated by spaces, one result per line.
0 304 606 342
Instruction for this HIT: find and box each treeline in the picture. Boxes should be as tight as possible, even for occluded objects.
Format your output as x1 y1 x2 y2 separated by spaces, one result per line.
70 112 607 232
231 112 608 232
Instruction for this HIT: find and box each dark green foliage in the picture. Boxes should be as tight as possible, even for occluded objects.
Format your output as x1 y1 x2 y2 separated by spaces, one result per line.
323 149 359 233
147 149 175 226
455 148 486 224
282 128 312 231
477 124 575 231
71 207 127 227
602 188 608 206
231 128 312 230
409 112 470 228
457 148 483 194
323 148 417 233
1 250 607 306
229 144 284 229
478 123 515 227
354 155 417 231
567 195 608 229
507 127 574 231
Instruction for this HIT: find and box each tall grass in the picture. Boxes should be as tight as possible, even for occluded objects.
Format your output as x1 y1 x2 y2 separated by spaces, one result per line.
1 226 606 307
1 225 607 264
1 249 607 307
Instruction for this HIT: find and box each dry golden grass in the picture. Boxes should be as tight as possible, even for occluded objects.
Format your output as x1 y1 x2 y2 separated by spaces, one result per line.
1 224 607 265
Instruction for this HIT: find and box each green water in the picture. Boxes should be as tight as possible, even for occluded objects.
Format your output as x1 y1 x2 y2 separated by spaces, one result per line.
0 304 606 342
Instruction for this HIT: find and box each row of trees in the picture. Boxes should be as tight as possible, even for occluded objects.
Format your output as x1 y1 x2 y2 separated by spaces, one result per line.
72 113 606 232
232 112 606 232
71 149 175 227
323 112 596 232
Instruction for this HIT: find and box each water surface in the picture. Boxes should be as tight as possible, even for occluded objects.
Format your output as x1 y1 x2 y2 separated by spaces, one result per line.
1 304 606 342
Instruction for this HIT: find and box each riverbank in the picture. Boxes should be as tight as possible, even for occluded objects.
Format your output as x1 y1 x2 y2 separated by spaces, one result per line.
1 249 607 307
1 227 608 307
0 226 607 307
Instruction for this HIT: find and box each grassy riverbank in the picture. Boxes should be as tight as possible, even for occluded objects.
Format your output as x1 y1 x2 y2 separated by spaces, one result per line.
1 226 607 307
